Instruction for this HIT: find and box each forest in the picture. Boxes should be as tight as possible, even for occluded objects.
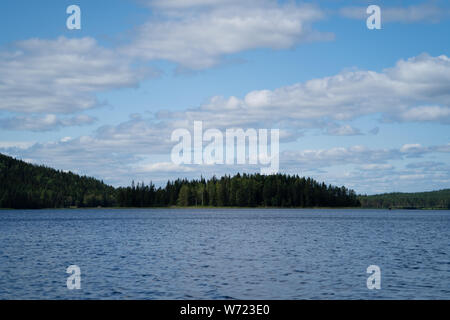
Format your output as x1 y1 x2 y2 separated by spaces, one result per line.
0 153 116 209
116 174 360 208
359 190 450 209
2 153 449 209
0 153 359 209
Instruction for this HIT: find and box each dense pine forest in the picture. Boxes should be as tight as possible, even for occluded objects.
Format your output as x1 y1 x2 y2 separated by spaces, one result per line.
0 153 116 209
116 174 360 208
0 153 360 209
2 153 449 209
359 189 450 209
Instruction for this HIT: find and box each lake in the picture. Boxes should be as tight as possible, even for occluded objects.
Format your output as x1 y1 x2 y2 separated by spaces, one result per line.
0 209 449 299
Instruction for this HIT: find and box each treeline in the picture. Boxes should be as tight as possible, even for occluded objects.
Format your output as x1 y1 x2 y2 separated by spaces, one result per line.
0 153 360 209
359 189 450 209
116 174 361 208
0 153 116 209
3 152 449 210
4 152 450 210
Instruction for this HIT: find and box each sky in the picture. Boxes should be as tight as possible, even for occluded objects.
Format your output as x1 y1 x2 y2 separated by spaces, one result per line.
0 0 449 194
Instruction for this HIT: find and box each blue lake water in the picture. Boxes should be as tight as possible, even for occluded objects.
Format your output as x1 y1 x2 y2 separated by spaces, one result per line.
0 209 449 300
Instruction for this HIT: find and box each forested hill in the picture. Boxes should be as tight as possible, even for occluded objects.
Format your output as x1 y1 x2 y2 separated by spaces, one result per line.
0 153 116 209
359 189 450 209
0 153 361 209
116 174 361 208
2 153 450 210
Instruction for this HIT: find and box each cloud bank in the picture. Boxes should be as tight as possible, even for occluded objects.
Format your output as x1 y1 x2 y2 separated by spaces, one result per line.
0 37 149 114
124 1 331 69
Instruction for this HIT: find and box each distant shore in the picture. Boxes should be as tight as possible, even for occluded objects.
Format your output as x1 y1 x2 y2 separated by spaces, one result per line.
1 206 449 211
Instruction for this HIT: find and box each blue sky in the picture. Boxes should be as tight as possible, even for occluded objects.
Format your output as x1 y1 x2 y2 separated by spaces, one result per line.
0 0 449 194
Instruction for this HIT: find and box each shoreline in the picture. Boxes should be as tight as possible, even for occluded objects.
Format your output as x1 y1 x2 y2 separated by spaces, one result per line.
1 206 449 211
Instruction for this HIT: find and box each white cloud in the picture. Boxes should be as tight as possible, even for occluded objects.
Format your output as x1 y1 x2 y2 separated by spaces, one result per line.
326 124 362 136
395 105 450 123
135 162 195 173
2 123 449 192
123 1 331 69
0 37 151 114
360 164 394 171
406 161 446 169
60 137 73 143
0 141 34 149
143 0 244 9
1 44 449 191
282 143 450 171
159 54 450 131
0 1 331 127
0 114 96 131
281 144 450 194
400 143 424 153
283 146 400 169
398 174 427 180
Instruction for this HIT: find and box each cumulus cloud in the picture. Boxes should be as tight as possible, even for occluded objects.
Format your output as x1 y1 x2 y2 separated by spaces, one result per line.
0 1 332 130
406 161 446 169
2 134 449 192
142 0 245 9
340 3 450 23
394 105 450 123
135 162 195 173
360 164 394 171
326 124 362 136
0 114 96 131
1 51 448 190
283 146 400 169
0 37 150 114
325 166 450 195
158 54 450 132
400 143 425 154
123 1 331 69
281 144 450 194
0 141 34 149
282 143 450 170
